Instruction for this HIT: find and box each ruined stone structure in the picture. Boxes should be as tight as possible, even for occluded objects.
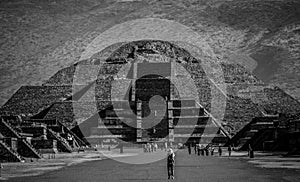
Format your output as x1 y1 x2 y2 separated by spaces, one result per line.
227 113 300 155
0 115 86 162
287 115 300 155
0 116 41 162
1 40 300 153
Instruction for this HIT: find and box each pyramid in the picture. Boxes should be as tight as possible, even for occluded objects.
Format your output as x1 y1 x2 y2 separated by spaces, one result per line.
1 40 300 144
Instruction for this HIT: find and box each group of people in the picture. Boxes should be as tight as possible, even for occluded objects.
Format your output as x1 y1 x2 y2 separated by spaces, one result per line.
217 144 234 157
186 143 235 157
143 142 171 153
142 142 158 153
186 143 216 156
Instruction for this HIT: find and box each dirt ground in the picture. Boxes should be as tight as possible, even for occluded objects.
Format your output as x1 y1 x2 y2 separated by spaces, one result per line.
1 149 300 181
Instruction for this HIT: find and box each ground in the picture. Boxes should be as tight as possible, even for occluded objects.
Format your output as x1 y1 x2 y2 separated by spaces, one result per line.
2 149 300 182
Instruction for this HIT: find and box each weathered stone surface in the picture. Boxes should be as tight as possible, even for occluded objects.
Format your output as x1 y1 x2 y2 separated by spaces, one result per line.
1 40 300 135
0 86 72 116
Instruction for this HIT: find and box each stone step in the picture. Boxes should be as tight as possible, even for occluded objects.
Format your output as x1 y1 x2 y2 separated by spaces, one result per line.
19 139 43 159
47 129 72 153
171 100 196 108
174 127 219 134
0 118 21 138
171 116 211 126
105 110 136 117
174 124 216 128
172 108 205 117
251 123 274 130
0 140 23 162
244 130 257 137
238 137 251 146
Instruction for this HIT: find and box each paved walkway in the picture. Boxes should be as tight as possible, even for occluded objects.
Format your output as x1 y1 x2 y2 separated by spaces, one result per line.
8 150 300 182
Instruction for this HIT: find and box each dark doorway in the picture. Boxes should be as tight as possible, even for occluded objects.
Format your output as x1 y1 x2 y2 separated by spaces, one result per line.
135 75 170 101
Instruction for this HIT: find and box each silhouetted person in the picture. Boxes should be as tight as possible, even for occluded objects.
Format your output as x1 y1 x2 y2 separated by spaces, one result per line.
188 144 191 155
228 145 232 157
218 145 222 156
210 146 215 156
248 144 254 158
120 143 124 154
201 145 205 156
205 148 209 156
197 144 201 156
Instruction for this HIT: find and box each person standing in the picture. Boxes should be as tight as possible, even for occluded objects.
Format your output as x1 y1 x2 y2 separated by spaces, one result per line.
205 147 209 156
167 148 175 180
200 145 205 156
149 143 152 153
147 143 150 153
151 143 154 152
218 145 222 156
228 145 232 157
210 146 215 156
164 142 168 151
120 142 124 154
154 143 158 152
194 143 197 154
248 144 254 158
187 143 191 155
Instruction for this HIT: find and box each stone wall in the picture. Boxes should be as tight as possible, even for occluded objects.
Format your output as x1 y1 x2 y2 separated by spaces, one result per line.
31 139 57 151
0 86 72 116
2 138 18 151
17 139 40 158
222 96 263 133
262 87 300 115
43 102 75 128
43 65 76 86
95 78 112 102
20 126 47 138
0 140 21 162
221 63 260 84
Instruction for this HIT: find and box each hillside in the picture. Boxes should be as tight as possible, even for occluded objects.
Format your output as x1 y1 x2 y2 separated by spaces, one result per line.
0 0 300 106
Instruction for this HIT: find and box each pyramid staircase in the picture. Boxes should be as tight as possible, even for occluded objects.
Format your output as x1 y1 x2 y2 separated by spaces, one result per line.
28 82 99 148
168 99 229 145
0 140 23 162
227 116 279 151
92 101 137 142
0 117 21 139
0 118 42 159
135 100 169 142
65 60 231 145
17 139 43 159
88 99 229 145
47 129 72 153
27 118 89 148
57 121 89 148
